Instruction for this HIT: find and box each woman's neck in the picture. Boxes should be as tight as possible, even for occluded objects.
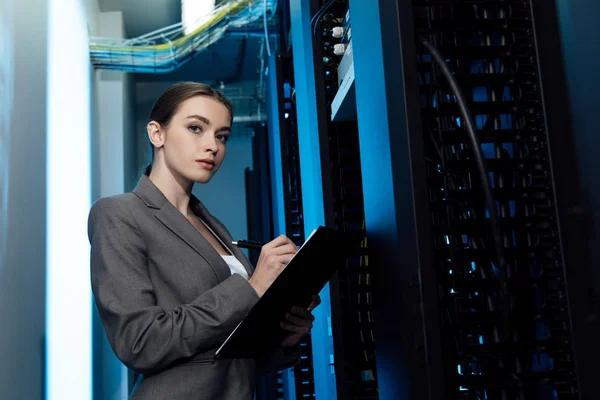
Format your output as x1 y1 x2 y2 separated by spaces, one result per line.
148 165 194 218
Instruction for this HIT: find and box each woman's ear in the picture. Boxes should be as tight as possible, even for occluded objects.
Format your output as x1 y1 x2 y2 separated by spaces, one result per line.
147 121 165 149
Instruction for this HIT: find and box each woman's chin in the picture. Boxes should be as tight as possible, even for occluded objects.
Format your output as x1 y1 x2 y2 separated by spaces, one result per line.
190 172 215 184
179 164 218 184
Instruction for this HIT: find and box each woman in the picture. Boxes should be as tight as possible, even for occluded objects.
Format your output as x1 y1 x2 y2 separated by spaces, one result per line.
88 82 320 399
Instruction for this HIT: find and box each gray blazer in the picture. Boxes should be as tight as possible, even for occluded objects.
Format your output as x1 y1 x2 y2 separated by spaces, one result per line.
88 175 297 399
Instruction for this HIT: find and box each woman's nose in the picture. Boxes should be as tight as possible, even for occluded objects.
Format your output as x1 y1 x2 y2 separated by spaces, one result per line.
201 134 218 153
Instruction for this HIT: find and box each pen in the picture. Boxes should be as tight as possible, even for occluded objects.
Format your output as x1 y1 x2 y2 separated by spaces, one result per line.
232 239 265 250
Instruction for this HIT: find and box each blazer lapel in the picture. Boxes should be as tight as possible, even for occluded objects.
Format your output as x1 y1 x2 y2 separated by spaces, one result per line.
191 196 255 277
133 176 232 283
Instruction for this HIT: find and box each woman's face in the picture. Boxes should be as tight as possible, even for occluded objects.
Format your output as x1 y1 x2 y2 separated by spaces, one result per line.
152 95 231 184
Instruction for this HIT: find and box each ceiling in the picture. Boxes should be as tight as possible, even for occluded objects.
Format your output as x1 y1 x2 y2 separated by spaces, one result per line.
98 0 182 39
97 0 269 87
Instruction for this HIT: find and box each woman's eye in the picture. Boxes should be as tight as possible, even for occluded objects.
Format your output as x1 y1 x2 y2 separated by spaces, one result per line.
217 135 229 143
190 125 202 133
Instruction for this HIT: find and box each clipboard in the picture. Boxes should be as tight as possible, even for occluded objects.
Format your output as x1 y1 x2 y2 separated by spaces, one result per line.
214 226 349 359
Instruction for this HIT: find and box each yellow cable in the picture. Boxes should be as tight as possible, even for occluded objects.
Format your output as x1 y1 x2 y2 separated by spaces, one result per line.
90 0 254 53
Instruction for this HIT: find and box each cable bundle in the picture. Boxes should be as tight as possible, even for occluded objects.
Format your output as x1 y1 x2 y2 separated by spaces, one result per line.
89 0 277 73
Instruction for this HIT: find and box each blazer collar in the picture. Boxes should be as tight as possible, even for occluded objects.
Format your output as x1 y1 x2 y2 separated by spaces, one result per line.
133 174 169 209
133 175 253 280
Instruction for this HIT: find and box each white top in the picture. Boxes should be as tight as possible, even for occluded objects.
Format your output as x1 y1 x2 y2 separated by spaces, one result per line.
221 255 249 280
196 217 250 281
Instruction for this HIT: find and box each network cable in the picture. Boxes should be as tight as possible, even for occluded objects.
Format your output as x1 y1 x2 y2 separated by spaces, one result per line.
89 0 277 73
263 0 272 56
420 38 511 342
311 0 337 37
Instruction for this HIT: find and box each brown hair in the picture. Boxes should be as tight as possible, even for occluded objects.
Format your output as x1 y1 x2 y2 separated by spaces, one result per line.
144 82 234 175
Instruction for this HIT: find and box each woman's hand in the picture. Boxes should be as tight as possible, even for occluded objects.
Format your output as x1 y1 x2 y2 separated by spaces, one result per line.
248 235 298 297
280 294 322 348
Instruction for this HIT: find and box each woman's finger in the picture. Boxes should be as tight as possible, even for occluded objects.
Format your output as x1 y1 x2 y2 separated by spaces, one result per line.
280 321 312 333
283 312 312 327
266 235 298 249
307 294 322 311
264 234 289 249
269 243 299 256
289 306 315 320
312 294 321 305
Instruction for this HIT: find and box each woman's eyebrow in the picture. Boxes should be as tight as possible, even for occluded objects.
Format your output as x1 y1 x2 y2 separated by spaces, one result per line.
186 114 230 132
186 115 210 125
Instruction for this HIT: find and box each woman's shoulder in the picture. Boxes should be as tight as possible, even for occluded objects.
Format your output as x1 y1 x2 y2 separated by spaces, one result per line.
88 193 141 229
87 193 148 246
91 192 138 213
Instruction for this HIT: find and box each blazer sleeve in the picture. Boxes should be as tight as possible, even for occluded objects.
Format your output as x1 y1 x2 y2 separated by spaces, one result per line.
88 197 260 374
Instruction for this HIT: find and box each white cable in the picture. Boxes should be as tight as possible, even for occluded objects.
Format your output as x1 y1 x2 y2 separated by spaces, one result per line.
263 0 271 56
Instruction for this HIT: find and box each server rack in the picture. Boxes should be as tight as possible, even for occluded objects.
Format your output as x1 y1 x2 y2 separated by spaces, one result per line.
289 0 339 397
344 0 596 398
311 1 380 399
281 0 597 398
265 52 318 399
411 0 588 397
245 123 282 400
